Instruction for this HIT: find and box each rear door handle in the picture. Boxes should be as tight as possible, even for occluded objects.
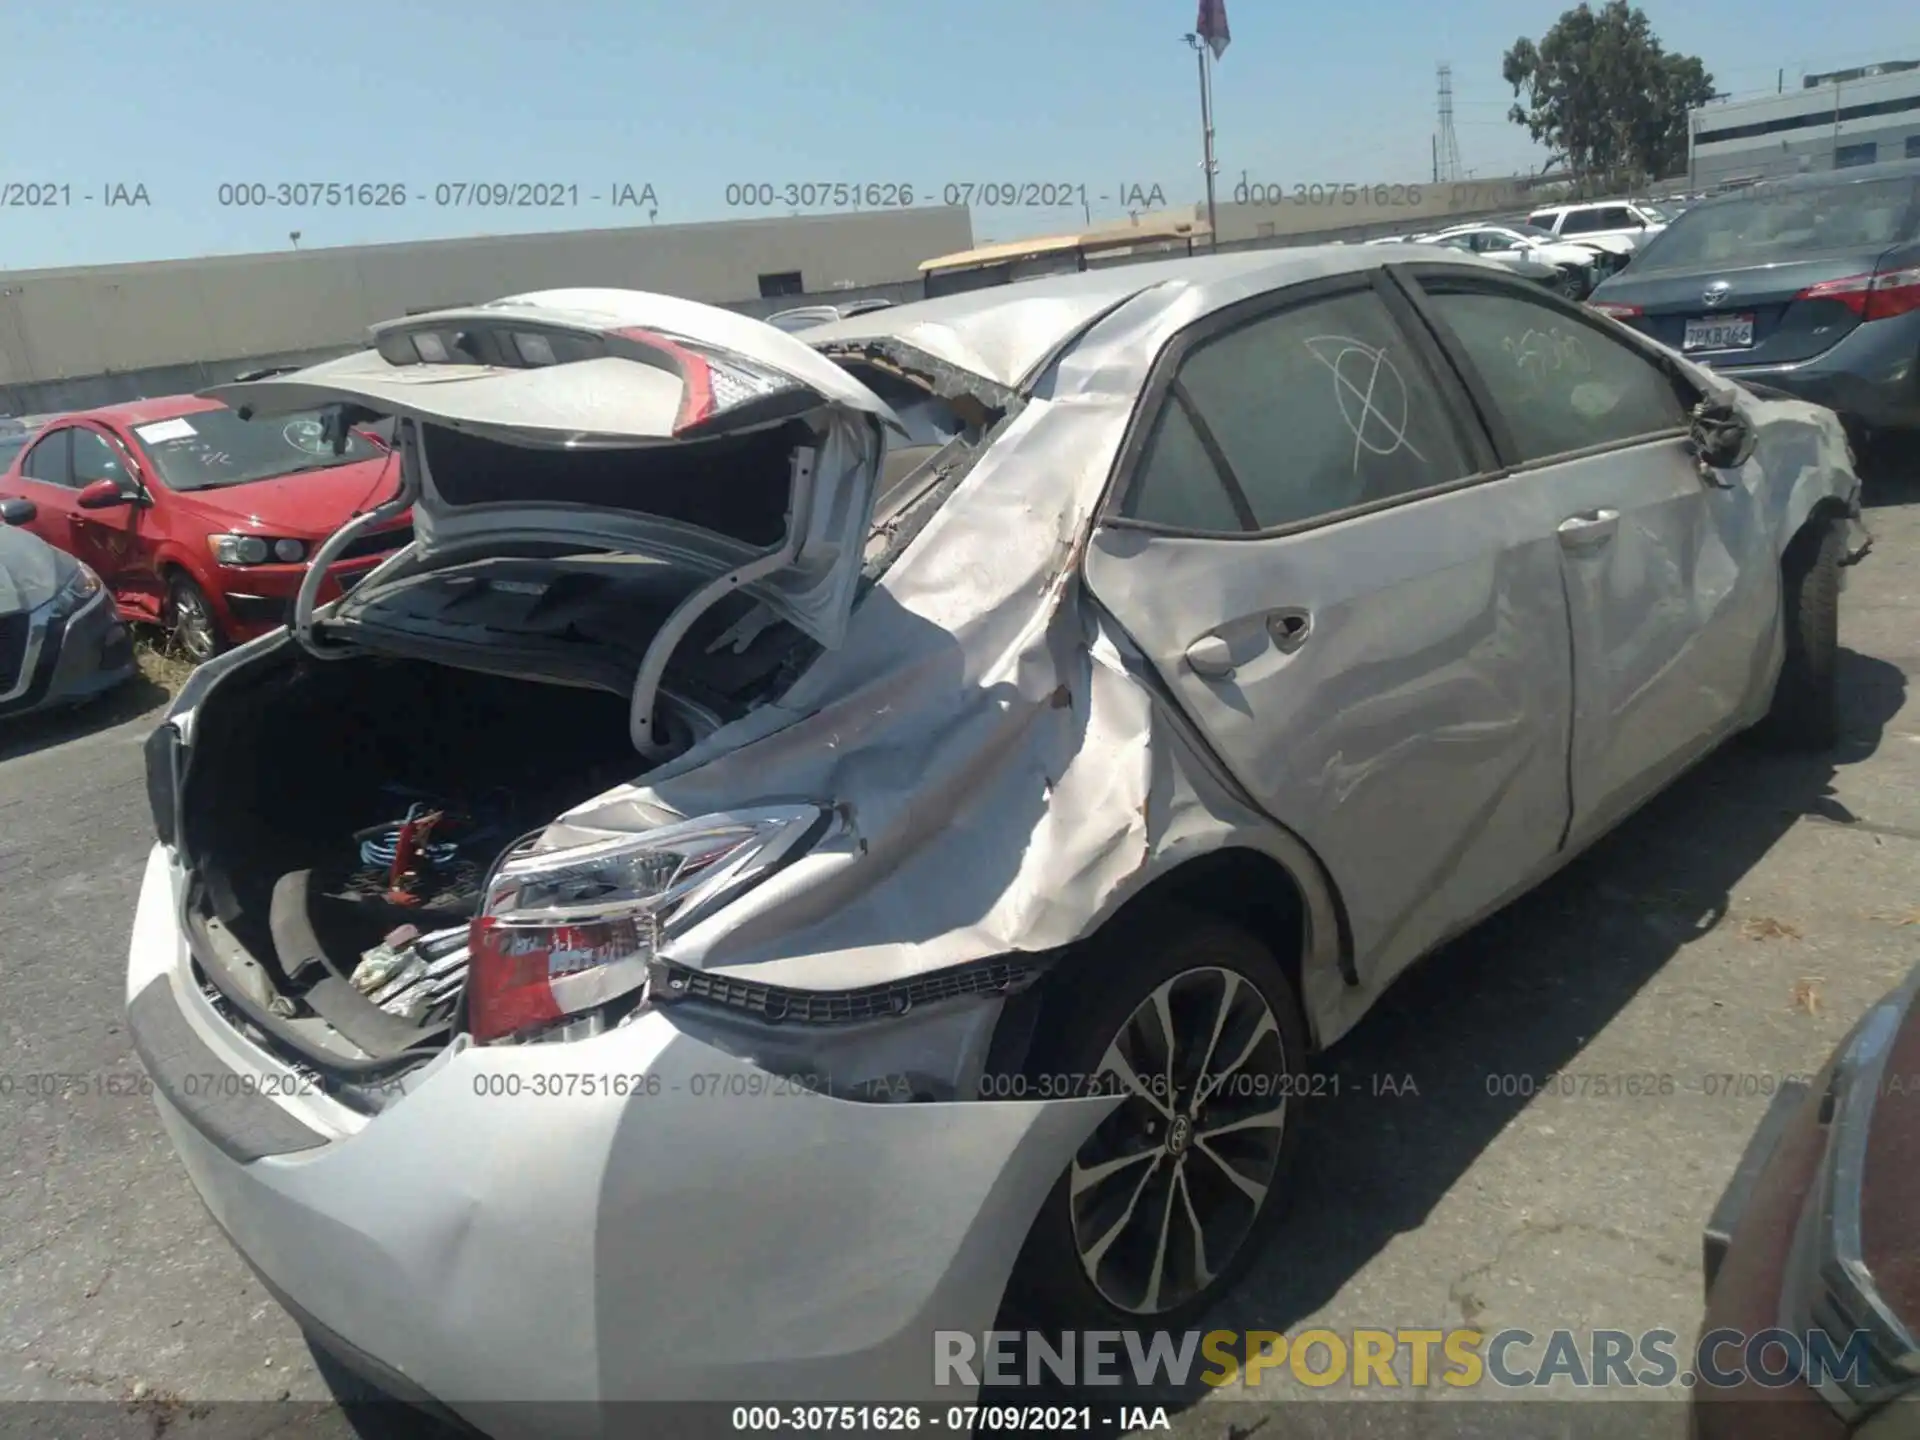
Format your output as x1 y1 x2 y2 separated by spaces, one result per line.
1557 508 1620 551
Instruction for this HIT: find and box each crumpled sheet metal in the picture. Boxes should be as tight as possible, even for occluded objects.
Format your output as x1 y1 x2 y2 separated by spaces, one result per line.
552 387 1168 991
543 265 1865 1043
548 274 1352 1039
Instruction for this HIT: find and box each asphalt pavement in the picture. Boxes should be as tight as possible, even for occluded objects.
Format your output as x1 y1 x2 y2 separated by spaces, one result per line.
2 461 1917 1440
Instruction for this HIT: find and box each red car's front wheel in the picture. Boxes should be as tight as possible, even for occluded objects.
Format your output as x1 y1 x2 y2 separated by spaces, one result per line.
166 574 227 663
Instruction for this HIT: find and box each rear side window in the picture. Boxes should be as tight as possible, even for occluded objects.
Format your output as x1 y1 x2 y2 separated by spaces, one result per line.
1422 284 1688 462
20 429 71 486
1124 287 1475 530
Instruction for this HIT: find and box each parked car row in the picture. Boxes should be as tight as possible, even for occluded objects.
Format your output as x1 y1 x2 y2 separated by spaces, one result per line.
117 254 1871 1429
0 395 406 664
1367 219 1641 299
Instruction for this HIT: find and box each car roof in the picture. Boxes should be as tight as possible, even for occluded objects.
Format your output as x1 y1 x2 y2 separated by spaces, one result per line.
801 243 1513 390
43 394 229 429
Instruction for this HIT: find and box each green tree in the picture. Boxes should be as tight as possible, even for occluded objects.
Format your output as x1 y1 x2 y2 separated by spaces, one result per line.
1503 2 1715 187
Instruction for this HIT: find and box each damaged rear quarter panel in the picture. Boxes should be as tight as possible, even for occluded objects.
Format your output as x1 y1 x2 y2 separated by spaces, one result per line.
545 278 1353 1035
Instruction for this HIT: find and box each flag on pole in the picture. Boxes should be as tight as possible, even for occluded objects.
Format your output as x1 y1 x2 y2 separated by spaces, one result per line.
1196 0 1230 59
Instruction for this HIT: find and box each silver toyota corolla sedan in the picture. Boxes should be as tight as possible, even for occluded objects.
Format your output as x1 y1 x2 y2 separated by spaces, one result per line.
127 248 1868 1427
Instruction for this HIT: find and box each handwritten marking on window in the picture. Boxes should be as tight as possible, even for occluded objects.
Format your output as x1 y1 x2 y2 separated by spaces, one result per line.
1504 326 1591 390
1305 335 1427 476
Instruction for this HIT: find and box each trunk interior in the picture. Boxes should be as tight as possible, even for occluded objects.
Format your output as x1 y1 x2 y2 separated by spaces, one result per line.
178 651 647 1086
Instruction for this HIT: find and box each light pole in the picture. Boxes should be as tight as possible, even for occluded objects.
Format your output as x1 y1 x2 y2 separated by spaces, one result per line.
1182 33 1220 248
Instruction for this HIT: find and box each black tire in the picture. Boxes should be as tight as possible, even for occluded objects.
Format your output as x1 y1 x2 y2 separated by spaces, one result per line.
165 573 226 663
1754 517 1844 753
1006 910 1309 1330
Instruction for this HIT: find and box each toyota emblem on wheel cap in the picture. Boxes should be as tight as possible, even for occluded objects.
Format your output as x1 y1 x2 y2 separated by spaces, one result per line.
1702 281 1731 309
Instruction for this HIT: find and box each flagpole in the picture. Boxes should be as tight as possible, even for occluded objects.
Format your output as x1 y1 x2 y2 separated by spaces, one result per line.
1200 42 1219 248
1185 34 1220 250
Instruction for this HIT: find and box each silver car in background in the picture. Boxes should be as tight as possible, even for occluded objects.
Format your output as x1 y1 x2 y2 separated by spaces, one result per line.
127 251 1866 1429
1421 220 1636 297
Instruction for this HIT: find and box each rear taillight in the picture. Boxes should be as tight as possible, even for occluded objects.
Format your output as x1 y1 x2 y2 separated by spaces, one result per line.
465 807 823 1044
612 327 716 433
468 912 656 1043
611 327 797 435
1795 266 1920 322
1588 301 1642 319
143 722 182 849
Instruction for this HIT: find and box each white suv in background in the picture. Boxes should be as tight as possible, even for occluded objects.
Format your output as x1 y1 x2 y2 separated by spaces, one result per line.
1527 199 1672 250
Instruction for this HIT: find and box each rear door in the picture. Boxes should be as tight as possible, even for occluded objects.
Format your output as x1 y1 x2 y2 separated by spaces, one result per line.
1399 266 1775 845
1606 176 1920 364
1082 269 1579 991
206 289 903 647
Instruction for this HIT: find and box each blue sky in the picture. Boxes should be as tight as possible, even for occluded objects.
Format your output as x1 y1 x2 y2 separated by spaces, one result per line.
1 0 1915 271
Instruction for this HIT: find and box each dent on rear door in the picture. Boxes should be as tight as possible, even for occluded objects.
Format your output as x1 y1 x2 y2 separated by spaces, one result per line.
1088 486 1578 996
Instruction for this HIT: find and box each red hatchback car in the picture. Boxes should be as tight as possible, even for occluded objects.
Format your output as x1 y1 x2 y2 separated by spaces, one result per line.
0 395 408 658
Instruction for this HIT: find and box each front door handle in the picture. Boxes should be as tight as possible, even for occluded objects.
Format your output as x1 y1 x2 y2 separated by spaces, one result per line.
1557 508 1620 551
1185 634 1236 678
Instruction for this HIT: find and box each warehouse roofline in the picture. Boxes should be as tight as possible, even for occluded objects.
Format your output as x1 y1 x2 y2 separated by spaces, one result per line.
0 204 971 286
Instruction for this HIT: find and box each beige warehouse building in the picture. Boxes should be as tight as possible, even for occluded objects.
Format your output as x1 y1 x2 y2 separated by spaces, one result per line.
0 206 971 414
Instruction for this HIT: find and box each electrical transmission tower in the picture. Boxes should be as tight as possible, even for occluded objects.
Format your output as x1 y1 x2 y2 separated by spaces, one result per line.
1434 63 1465 184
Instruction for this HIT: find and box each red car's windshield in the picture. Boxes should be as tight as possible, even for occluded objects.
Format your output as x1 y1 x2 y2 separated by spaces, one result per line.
130 407 381 492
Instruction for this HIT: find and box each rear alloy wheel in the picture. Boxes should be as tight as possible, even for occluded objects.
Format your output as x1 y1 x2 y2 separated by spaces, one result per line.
1010 915 1308 1327
166 574 226 662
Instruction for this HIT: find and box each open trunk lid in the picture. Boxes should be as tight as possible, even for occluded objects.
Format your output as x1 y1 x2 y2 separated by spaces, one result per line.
204 288 905 651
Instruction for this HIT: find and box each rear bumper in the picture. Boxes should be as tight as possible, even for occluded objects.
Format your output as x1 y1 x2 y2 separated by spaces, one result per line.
125 845 1113 1429
1708 316 1920 432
